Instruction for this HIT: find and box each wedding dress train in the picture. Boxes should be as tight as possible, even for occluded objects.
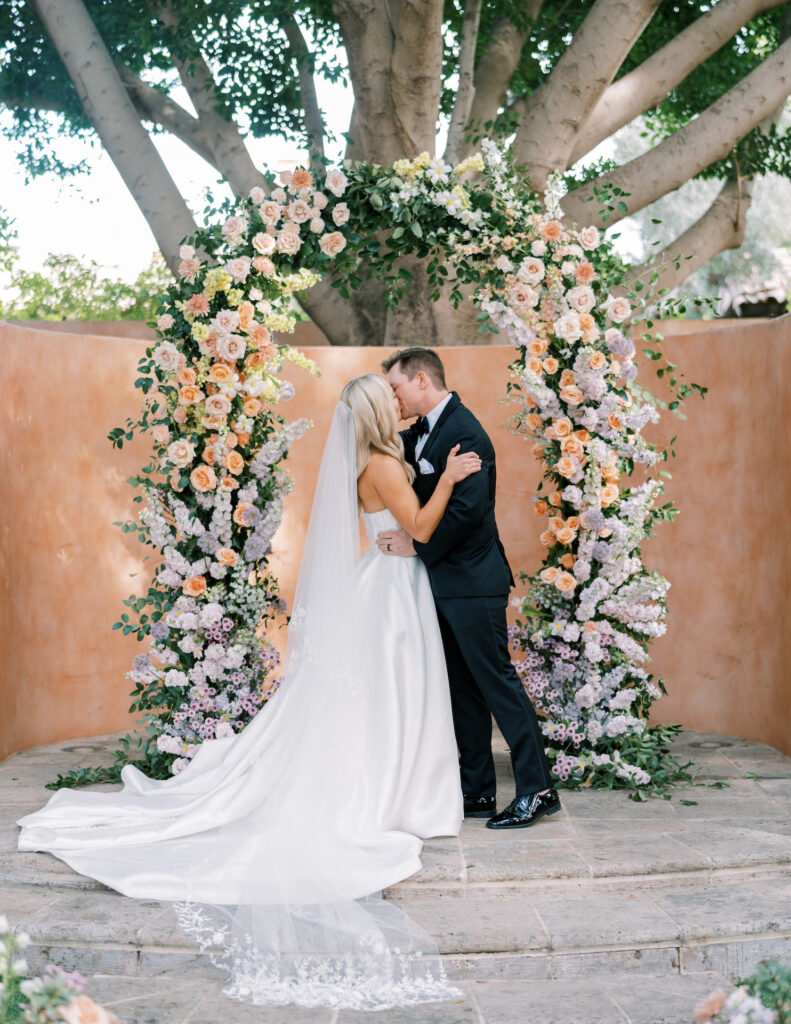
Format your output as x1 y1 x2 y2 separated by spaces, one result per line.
17 406 464 1010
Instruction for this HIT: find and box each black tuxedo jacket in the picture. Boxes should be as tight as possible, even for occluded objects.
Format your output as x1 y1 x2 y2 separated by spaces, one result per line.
401 392 514 598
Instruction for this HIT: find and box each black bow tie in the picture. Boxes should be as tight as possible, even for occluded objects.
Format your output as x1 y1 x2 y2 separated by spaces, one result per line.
413 416 429 438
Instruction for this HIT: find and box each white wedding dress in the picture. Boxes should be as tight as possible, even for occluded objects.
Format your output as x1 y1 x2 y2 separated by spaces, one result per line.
17 405 464 1011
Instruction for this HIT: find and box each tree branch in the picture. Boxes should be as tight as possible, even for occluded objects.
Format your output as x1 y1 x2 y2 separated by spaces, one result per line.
152 1 266 198
562 33 791 228
116 66 218 168
28 0 197 273
280 14 325 162
569 0 790 164
450 1 544 162
512 0 663 191
444 0 483 165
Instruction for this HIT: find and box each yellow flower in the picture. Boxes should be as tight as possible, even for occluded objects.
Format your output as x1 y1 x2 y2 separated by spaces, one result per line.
454 152 484 176
226 288 243 307
282 347 320 376
192 323 210 343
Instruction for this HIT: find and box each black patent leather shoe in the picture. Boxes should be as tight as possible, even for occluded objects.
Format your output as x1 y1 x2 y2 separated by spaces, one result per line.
464 795 496 819
485 788 561 830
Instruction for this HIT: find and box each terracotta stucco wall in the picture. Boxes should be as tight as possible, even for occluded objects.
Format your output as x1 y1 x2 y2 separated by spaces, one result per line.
1 318 788 761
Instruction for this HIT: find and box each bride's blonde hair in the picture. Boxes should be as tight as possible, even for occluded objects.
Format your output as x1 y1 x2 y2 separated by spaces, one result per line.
340 374 415 484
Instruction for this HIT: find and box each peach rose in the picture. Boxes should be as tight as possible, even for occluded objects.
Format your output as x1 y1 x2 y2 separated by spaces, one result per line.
245 351 266 369
222 214 247 245
58 995 120 1024
220 474 239 489
531 442 545 458
237 301 255 332
253 256 276 276
559 554 576 570
539 219 563 242
509 282 539 313
224 450 245 475
549 491 562 507
555 456 578 479
556 526 577 545
167 439 195 467
552 417 573 438
526 413 543 430
183 576 207 597
588 351 608 371
209 363 234 383
173 406 187 424
583 620 598 633
276 230 303 256
310 217 325 233
216 548 238 567
526 357 544 376
190 465 217 491
555 571 577 594
225 431 238 449
251 231 276 256
540 567 558 584
233 501 254 526
574 429 590 444
608 413 622 430
152 424 170 444
243 397 262 417
598 526 613 538
603 295 632 323
561 436 584 457
236 430 251 445
205 394 232 417
177 368 197 387
534 500 548 516
693 990 729 1024
559 384 584 406
528 337 548 357
560 369 576 387
601 484 620 506
548 516 564 534
542 357 559 375
202 445 216 464
566 516 580 530
259 201 282 226
539 530 556 548
178 385 205 406
319 231 347 256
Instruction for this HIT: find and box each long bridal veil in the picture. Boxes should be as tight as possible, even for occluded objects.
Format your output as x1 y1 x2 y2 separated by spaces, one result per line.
168 403 462 1010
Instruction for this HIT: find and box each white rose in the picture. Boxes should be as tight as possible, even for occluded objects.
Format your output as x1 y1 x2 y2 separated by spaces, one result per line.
566 285 596 314
252 232 276 255
312 191 329 210
325 167 348 197
216 334 246 361
272 187 287 204
210 309 240 335
332 202 350 226
309 217 325 233
178 245 195 260
495 254 513 272
277 230 303 255
221 214 247 246
225 256 251 283
517 256 546 285
156 313 174 331
154 341 180 371
531 239 547 256
602 295 632 323
578 225 601 250
249 186 266 205
286 199 312 224
553 311 583 342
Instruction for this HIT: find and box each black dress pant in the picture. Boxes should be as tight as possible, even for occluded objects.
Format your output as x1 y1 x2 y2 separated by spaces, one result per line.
434 593 552 798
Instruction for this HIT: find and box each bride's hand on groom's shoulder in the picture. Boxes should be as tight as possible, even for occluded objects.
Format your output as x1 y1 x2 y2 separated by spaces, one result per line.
442 444 482 484
376 529 415 557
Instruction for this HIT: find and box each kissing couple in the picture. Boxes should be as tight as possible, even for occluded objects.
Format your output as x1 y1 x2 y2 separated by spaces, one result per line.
18 346 558 1011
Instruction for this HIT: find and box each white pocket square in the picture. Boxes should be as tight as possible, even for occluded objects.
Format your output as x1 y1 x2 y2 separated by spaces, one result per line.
418 458 435 475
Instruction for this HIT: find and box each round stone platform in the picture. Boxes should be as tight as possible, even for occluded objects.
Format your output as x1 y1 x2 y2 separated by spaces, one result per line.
1 729 790 1023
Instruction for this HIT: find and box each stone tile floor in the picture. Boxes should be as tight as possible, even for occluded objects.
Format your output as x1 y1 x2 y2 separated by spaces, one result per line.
1 728 790 1023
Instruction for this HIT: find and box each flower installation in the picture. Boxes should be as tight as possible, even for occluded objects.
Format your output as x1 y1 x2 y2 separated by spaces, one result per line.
0 917 120 1023
50 143 700 794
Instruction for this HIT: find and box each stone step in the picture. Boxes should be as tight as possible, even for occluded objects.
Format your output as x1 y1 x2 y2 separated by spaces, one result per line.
3 872 790 985
67 969 739 1024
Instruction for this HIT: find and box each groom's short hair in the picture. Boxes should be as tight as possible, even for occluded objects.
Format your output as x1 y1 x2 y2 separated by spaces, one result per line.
381 347 447 390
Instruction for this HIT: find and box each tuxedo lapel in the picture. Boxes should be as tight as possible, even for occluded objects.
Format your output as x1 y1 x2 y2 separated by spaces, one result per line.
419 392 461 466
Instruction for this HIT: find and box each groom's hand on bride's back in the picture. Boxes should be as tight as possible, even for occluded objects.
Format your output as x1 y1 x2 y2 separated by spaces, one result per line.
377 529 415 557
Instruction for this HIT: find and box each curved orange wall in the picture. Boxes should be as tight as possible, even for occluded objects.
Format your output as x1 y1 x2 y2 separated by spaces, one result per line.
1 318 789 761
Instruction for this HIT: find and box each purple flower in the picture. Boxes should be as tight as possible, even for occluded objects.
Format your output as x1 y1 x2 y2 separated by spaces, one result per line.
592 541 611 561
150 621 169 640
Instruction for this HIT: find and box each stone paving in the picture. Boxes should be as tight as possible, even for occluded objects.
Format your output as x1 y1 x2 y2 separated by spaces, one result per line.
1 729 790 1023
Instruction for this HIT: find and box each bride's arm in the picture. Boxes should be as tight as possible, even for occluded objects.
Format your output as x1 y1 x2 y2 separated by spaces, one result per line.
362 448 480 544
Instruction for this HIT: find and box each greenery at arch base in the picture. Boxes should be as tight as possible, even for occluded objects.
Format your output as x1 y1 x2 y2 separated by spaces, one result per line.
50 143 702 799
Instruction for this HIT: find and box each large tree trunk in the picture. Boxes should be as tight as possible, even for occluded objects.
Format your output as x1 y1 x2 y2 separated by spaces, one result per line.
29 0 197 275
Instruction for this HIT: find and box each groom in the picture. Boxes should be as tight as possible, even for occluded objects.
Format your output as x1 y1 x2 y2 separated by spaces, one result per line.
377 348 559 830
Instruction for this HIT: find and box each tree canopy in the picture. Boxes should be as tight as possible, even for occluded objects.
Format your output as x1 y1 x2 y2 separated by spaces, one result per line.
2 0 791 343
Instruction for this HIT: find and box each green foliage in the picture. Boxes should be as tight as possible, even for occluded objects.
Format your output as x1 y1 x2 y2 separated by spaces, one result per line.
741 960 791 1023
0 251 172 321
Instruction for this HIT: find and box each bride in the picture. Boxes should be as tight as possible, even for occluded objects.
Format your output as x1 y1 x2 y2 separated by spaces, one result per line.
17 373 482 1011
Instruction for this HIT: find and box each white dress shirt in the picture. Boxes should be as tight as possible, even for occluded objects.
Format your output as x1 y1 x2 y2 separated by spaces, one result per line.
414 393 452 461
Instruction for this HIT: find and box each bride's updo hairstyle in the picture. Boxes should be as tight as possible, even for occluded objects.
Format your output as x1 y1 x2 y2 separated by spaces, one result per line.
340 374 415 484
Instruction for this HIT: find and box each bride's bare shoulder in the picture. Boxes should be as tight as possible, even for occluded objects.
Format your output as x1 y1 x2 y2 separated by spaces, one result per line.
360 452 406 484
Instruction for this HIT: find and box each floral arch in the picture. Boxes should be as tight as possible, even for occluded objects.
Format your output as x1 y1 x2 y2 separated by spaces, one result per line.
53 143 696 796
